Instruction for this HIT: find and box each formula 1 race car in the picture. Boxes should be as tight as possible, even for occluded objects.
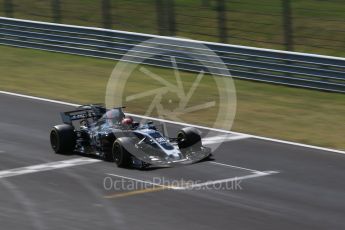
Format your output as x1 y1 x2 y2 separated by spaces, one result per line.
50 104 211 168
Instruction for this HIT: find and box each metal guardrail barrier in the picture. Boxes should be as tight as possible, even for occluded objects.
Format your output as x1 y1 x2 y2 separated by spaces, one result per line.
0 17 344 93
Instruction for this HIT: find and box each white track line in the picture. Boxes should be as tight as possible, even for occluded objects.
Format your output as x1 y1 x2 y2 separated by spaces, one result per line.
0 158 101 179
209 161 263 173
181 171 278 190
202 135 250 145
126 114 345 154
0 91 80 107
1 90 344 155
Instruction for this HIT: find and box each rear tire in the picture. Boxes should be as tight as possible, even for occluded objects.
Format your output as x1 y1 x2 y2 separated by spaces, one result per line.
177 127 202 149
50 124 76 154
112 138 132 167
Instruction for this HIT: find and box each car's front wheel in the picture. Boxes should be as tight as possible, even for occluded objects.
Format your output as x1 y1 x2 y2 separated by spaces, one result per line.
177 127 202 149
112 138 132 167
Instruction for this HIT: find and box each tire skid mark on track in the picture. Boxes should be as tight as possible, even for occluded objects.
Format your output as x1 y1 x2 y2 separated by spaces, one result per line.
104 186 166 199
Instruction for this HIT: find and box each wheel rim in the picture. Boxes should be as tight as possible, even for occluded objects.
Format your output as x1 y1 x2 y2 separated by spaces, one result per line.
113 143 121 164
177 132 185 143
50 131 58 151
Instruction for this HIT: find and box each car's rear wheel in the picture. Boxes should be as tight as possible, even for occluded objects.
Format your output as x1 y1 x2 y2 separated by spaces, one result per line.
50 124 76 154
112 138 132 167
177 127 202 149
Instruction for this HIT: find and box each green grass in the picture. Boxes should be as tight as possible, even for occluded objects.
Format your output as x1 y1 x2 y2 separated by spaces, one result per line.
1 45 344 150
0 0 344 56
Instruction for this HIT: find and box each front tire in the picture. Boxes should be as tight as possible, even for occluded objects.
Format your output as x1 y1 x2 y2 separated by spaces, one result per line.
177 127 202 149
50 124 76 154
112 138 132 167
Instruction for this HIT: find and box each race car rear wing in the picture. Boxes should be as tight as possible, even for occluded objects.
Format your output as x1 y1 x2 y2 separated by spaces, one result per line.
60 104 106 124
60 105 126 125
60 109 93 124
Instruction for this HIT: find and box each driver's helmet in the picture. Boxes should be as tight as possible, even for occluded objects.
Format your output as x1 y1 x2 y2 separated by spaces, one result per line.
121 116 133 127
103 109 124 126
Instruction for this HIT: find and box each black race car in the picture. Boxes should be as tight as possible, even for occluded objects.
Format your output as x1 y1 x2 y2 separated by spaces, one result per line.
50 104 211 168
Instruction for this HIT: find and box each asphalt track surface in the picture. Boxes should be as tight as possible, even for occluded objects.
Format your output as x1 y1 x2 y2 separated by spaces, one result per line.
0 93 345 230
